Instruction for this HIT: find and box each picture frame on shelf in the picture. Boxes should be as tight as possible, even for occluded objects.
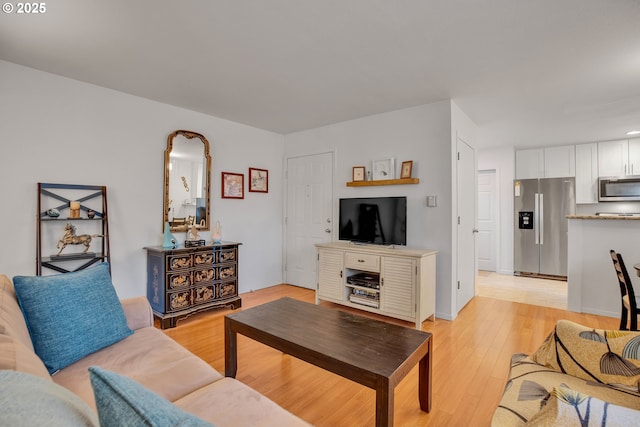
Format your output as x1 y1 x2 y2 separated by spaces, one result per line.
352 166 366 182
221 172 244 199
400 161 413 179
372 158 395 180
248 167 268 193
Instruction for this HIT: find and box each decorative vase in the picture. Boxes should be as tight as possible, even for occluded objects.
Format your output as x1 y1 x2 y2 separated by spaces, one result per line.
162 222 177 248
212 220 222 244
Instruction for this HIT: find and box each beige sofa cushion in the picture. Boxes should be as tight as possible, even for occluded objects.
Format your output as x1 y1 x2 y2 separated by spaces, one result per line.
0 275 34 350
120 296 154 331
53 326 223 410
0 334 51 379
174 377 311 426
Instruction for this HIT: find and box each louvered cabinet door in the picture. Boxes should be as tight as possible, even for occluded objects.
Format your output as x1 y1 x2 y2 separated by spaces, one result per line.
380 256 416 318
317 249 344 301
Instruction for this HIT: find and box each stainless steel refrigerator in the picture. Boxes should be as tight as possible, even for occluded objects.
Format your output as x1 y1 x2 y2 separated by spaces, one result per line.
514 177 575 278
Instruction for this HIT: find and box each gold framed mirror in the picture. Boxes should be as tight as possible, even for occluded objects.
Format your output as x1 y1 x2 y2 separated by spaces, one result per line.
163 130 211 232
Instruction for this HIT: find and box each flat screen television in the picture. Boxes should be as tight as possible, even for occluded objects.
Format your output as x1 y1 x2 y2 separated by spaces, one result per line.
338 197 407 246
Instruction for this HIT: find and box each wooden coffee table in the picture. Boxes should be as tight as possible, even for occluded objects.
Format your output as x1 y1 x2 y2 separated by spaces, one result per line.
225 297 432 427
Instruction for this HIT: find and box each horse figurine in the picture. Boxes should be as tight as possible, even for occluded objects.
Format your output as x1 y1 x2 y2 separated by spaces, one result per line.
56 223 102 255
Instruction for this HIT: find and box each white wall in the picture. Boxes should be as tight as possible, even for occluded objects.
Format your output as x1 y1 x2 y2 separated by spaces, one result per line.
284 101 461 319
477 146 515 274
0 60 285 298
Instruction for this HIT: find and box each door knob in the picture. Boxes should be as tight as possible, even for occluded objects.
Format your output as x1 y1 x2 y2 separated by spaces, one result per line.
472 229 479 233
325 229 331 233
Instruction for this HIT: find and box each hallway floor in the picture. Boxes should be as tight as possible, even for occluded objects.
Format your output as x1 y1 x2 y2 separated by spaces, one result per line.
476 270 567 310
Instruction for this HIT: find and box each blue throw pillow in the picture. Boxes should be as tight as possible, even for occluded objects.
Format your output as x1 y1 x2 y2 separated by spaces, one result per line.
13 263 133 374
89 366 213 427
0 370 99 426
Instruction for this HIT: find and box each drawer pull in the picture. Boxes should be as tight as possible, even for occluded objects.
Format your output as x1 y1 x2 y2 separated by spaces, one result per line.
358 259 365 263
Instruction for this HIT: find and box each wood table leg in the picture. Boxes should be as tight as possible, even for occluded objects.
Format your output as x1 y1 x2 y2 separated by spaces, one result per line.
419 337 432 412
224 317 237 377
375 379 393 427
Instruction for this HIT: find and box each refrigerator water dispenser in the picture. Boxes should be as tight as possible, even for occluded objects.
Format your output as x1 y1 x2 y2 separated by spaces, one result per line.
518 211 534 229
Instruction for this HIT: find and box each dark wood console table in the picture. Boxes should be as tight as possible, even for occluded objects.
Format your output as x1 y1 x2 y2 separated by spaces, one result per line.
225 297 432 427
145 242 241 329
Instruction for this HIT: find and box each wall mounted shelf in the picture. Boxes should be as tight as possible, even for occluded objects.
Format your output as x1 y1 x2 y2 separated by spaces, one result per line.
37 183 110 275
346 178 419 187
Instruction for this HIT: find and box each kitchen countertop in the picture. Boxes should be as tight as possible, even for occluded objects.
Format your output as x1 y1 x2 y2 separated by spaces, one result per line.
566 215 640 220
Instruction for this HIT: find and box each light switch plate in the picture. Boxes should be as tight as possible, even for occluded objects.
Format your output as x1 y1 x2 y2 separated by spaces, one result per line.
427 195 437 207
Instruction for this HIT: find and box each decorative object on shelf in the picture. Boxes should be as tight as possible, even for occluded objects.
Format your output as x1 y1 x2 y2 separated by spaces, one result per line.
367 170 372 181
212 220 222 243
184 239 206 247
162 222 177 249
87 209 96 219
46 208 60 218
221 172 244 199
69 201 81 218
248 167 268 193
186 225 201 241
401 160 413 179
56 223 101 255
372 158 395 180
164 130 211 233
352 166 366 182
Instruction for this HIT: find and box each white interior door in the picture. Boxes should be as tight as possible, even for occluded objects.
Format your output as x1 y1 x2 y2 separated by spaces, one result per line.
285 152 334 289
456 138 476 312
477 170 497 271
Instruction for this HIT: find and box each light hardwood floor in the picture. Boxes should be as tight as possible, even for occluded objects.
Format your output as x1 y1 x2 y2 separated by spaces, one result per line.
476 271 568 310
164 283 616 427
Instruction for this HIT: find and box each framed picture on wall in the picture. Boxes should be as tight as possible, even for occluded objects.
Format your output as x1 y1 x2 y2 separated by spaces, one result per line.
221 172 244 199
248 167 268 193
352 166 366 182
401 161 413 179
372 158 395 180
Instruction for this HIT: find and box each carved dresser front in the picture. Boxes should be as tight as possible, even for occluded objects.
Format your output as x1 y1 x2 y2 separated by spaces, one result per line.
144 242 242 329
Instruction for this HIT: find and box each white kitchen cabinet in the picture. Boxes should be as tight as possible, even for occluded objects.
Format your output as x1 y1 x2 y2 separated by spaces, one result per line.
515 145 575 179
575 143 598 204
598 139 640 177
598 140 628 177
515 148 544 179
629 139 640 175
544 145 576 178
315 242 436 328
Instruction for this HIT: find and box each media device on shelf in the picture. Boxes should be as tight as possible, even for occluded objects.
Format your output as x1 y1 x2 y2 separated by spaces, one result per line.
347 272 380 308
346 272 380 289
338 196 407 246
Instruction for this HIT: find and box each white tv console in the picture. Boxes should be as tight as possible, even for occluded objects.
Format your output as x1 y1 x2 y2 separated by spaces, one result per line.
315 242 437 329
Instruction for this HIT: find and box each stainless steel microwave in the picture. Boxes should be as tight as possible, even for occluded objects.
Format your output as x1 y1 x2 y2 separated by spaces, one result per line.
599 176 640 201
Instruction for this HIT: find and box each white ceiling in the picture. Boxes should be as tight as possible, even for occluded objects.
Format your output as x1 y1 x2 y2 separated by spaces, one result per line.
1 0 639 148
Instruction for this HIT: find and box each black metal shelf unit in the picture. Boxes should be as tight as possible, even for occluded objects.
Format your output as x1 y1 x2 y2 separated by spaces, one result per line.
37 183 110 275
